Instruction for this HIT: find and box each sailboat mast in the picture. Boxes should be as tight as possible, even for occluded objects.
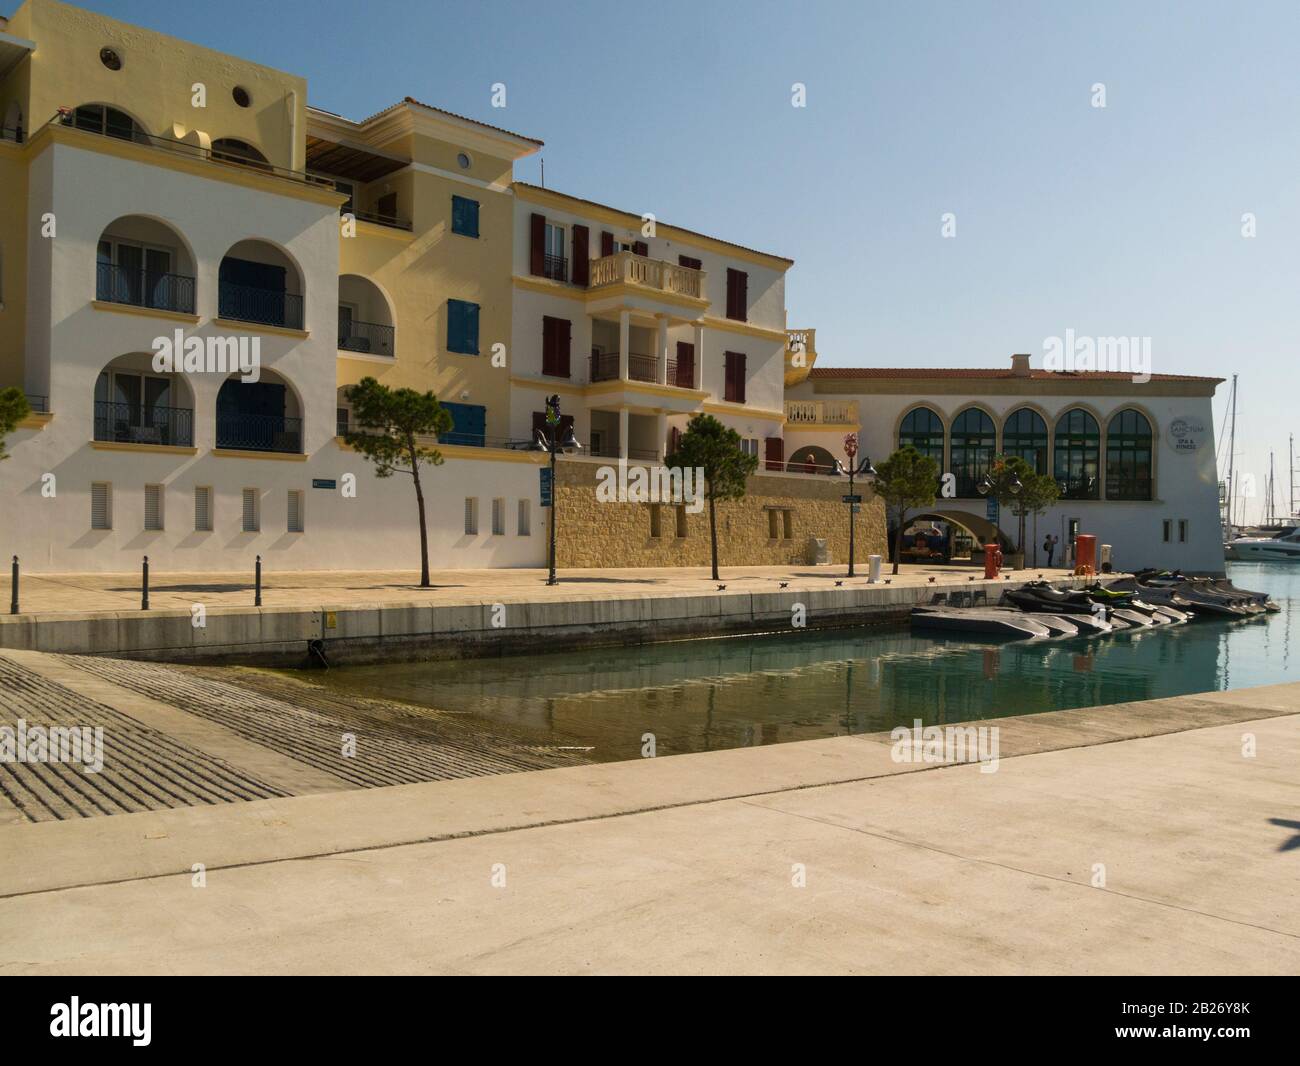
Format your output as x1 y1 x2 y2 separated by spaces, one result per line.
1225 374 1237 534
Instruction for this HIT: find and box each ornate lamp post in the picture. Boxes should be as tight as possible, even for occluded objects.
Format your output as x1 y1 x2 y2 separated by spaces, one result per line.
836 433 877 578
535 394 581 586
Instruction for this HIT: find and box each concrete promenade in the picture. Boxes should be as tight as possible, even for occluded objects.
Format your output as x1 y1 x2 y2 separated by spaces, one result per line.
0 562 1093 663
2 667 1297 974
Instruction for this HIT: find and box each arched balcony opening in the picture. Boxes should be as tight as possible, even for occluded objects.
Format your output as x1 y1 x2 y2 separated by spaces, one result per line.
93 354 195 447
1106 409 1154 500
1002 408 1049 475
950 408 996 498
787 444 837 475
216 369 303 454
96 215 196 315
338 275 395 357
218 239 304 330
1054 408 1101 500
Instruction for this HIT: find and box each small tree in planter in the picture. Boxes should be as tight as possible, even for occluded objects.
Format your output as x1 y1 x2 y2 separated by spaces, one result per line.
665 413 758 581
980 456 1059 565
344 376 452 588
873 446 940 575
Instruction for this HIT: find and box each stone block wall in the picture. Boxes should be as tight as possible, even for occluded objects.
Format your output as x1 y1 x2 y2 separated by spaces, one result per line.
553 462 887 568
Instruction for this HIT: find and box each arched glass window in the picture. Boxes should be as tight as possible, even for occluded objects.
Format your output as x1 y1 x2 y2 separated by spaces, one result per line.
950 408 996 497
1106 409 1153 500
1054 409 1100 499
899 406 944 466
1003 408 1048 475
71 104 144 143
212 138 270 170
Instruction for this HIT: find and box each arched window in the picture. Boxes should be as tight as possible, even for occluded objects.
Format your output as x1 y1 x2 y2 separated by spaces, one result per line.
1002 408 1049 475
212 138 270 170
1106 409 1153 500
70 104 144 143
1054 409 1100 499
950 408 996 497
899 406 944 466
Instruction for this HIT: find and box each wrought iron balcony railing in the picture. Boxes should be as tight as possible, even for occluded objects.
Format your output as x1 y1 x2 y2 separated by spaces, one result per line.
94 401 194 447
338 316 395 357
216 413 303 453
218 281 304 330
96 262 197 315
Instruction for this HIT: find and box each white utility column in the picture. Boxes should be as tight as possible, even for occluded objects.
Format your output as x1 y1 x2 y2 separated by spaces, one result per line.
693 322 705 391
656 314 669 385
619 407 629 460
656 411 668 460
618 310 631 381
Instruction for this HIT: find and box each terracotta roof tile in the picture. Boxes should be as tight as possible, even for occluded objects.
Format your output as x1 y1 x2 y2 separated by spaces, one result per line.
807 367 1222 383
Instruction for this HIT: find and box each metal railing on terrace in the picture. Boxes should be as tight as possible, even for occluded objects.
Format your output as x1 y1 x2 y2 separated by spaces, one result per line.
345 207 413 232
590 352 660 384
218 281 305 330
96 262 196 315
338 316 395 357
783 399 859 425
94 401 194 447
216 413 303 453
44 110 334 188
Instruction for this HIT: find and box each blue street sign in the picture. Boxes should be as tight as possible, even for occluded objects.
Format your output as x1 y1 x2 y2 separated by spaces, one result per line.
311 479 336 490
986 497 1000 524
540 467 553 508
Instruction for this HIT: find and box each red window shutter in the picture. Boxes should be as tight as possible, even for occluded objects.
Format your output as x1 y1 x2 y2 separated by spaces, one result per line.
726 269 748 321
600 231 615 257
679 255 702 271
633 240 648 257
675 341 695 388
723 352 736 401
541 317 554 375
735 352 746 402
764 436 784 472
530 213 546 276
669 426 682 454
572 225 590 286
724 351 746 403
558 317 571 377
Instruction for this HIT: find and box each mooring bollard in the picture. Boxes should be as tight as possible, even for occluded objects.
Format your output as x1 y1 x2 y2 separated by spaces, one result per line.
141 555 150 611
255 554 262 607
10 555 18 615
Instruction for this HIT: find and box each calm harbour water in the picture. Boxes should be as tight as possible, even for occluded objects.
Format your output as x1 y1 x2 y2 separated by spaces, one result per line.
309 563 1298 763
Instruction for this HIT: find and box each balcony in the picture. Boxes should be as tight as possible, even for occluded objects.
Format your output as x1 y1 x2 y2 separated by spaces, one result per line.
591 352 663 384
338 315 395 357
216 413 303 453
589 252 705 300
218 282 304 330
94 401 194 447
344 206 413 232
784 399 859 426
543 254 568 282
96 262 196 315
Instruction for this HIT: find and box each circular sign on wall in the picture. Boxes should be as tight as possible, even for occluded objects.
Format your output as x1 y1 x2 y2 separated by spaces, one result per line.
1167 415 1209 453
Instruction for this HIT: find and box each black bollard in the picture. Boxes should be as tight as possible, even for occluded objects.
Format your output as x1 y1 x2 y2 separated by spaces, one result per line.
141 555 150 610
255 555 262 607
9 555 17 615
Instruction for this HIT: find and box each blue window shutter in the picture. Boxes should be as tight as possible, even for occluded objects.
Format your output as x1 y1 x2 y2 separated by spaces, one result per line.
448 299 481 354
453 195 479 238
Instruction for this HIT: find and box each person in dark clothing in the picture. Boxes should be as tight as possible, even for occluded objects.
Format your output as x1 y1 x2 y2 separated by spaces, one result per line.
1044 536 1055 567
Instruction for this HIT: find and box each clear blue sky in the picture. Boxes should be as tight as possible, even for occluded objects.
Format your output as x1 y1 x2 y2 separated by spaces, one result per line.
77 0 1300 521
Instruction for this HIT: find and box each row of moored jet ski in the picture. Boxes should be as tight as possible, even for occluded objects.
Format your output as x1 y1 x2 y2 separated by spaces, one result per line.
911 571 1277 640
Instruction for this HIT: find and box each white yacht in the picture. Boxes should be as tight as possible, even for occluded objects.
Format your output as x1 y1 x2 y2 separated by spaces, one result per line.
1226 525 1300 562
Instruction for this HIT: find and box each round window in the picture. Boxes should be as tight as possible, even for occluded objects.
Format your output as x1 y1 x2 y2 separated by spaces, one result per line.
233 86 252 108
99 47 122 71
457 152 471 170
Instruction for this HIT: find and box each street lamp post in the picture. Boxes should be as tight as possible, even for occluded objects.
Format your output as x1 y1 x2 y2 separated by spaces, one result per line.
837 434 877 578
536 394 582 586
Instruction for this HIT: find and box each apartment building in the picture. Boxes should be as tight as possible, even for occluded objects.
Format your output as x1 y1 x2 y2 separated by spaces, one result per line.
0 0 871 574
